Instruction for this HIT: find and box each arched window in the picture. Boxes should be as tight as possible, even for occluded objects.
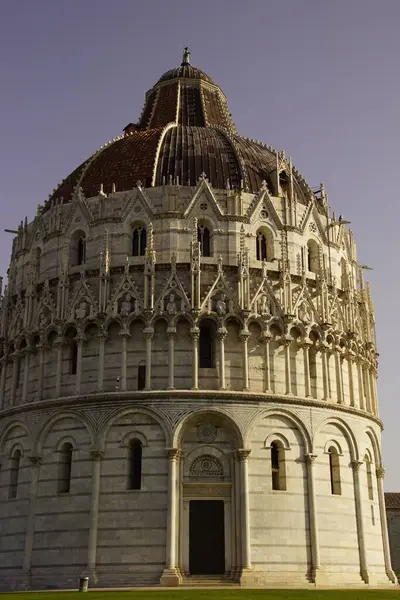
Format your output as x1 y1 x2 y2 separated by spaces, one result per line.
70 230 87 267
256 231 267 261
328 446 341 495
35 248 41 279
58 442 73 493
271 441 286 491
198 224 211 257
71 341 78 375
137 364 146 391
132 226 147 256
199 320 216 368
307 240 320 274
365 454 374 501
9 449 21 499
340 258 347 289
128 439 142 490
77 237 86 265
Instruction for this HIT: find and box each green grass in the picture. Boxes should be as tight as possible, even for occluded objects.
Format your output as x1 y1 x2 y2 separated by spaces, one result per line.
1 591 400 600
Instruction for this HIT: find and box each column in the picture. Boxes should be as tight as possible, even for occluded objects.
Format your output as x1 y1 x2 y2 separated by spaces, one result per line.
144 328 153 391
54 340 63 398
335 347 343 404
240 330 250 391
190 328 199 390
87 450 103 581
348 354 356 408
160 448 181 586
376 467 397 583
237 449 252 571
320 345 329 401
23 456 41 573
305 453 322 583
218 327 227 390
167 328 176 390
37 343 46 400
234 454 242 574
22 346 32 403
262 333 271 393
357 360 365 410
370 370 379 416
283 338 292 395
75 336 84 395
351 460 369 583
363 365 371 412
303 342 312 398
10 351 20 405
0 357 7 410
119 332 129 392
97 334 106 392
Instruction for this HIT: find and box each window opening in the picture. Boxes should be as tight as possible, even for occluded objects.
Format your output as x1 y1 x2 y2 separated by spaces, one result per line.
137 364 146 390
198 225 211 257
199 322 215 368
128 439 142 490
9 450 21 499
132 226 147 256
58 442 73 493
256 231 267 261
328 446 341 495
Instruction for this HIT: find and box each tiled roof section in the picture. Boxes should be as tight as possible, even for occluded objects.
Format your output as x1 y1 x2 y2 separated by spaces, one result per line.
148 83 179 129
78 128 164 196
158 65 214 85
155 126 242 189
46 158 91 206
179 85 205 126
139 90 157 128
385 493 400 509
202 87 230 130
233 136 277 193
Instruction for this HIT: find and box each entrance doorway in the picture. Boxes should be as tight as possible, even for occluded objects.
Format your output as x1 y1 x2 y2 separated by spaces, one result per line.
189 500 225 575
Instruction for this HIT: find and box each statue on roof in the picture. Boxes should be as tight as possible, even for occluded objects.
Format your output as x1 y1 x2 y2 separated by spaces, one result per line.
182 47 191 65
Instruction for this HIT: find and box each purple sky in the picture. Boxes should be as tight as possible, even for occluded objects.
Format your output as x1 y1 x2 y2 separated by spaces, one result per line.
1 0 399 489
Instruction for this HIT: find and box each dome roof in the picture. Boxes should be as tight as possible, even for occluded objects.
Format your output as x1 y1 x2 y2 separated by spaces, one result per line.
46 49 311 210
157 65 214 85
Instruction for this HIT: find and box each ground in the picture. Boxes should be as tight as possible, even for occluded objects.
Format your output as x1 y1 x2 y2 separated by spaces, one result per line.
1 591 400 600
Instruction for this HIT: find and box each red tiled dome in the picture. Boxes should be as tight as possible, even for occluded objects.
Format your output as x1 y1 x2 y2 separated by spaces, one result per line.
46 50 311 210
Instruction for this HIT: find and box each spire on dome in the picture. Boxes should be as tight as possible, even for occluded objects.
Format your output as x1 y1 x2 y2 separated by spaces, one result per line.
182 47 191 66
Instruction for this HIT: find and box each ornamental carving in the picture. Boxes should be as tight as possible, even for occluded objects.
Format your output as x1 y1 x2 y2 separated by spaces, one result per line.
189 454 223 479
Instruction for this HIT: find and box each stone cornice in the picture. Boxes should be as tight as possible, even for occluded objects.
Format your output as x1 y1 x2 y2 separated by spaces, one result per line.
0 388 383 429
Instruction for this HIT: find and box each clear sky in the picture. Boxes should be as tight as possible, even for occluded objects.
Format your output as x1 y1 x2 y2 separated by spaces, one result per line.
0 0 399 489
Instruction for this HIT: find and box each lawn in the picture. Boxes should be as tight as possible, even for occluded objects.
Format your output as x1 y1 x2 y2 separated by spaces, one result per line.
1 591 400 600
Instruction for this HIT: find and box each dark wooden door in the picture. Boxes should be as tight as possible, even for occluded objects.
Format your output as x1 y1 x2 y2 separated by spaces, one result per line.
189 500 225 575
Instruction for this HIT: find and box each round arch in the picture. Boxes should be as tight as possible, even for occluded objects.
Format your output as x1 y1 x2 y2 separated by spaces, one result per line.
98 405 171 451
0 420 31 456
34 411 94 455
245 407 311 452
173 407 245 449
314 416 359 462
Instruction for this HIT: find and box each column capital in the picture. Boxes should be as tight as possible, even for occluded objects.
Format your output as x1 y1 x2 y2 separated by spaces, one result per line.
90 449 104 461
166 327 177 338
119 329 131 339
143 327 154 338
166 447 182 461
190 327 200 340
239 329 250 342
74 333 86 345
305 453 318 464
217 326 227 340
28 455 42 466
261 331 272 343
236 448 251 461
351 460 364 472
376 466 385 479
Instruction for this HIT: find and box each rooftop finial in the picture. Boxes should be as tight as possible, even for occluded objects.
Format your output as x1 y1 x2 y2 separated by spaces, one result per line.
182 47 191 66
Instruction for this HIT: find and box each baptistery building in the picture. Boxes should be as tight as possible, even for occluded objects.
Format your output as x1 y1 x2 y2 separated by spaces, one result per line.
0 49 396 589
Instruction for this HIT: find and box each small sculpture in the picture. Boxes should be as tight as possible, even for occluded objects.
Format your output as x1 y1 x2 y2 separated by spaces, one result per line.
120 293 132 315
75 301 87 320
166 293 177 315
216 293 227 316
